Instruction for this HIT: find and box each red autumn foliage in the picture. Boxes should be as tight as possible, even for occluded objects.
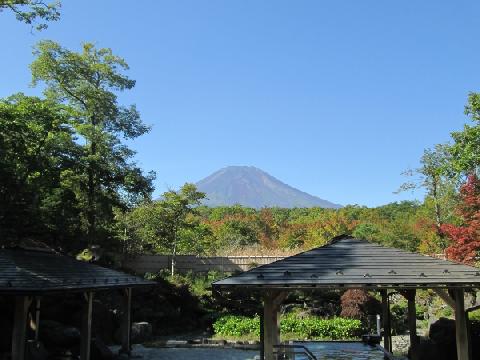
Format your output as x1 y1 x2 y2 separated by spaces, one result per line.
441 175 480 264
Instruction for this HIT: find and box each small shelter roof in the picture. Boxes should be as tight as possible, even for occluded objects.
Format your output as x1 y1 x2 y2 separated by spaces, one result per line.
213 237 480 290
0 247 154 295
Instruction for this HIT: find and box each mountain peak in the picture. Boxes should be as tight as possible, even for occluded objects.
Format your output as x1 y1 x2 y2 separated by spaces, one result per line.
196 166 341 209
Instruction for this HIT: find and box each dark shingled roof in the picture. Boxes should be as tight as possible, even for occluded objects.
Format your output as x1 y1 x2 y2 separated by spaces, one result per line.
0 248 154 294
213 237 480 290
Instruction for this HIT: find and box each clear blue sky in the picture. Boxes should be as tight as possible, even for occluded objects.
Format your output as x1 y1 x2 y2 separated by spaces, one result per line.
1 0 478 207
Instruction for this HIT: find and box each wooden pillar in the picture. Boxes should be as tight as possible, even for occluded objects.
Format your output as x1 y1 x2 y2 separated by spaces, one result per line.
121 288 133 355
80 292 94 360
263 294 275 360
12 296 31 360
259 312 265 360
453 289 469 360
381 290 392 353
33 297 41 341
405 290 418 347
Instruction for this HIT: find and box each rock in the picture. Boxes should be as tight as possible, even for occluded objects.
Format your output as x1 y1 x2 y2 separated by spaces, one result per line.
40 320 80 348
429 318 456 345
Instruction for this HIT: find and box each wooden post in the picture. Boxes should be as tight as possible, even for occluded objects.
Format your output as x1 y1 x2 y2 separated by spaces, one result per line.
453 289 469 360
80 292 94 360
121 288 133 355
381 290 392 353
405 290 418 347
35 297 41 341
263 293 278 360
12 296 31 360
259 312 264 360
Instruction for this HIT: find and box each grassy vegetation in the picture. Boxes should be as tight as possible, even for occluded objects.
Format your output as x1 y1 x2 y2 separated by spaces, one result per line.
213 314 362 340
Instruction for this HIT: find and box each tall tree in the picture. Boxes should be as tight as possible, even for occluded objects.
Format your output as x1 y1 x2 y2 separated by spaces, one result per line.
0 0 61 30
398 144 457 249
0 94 80 247
30 40 154 245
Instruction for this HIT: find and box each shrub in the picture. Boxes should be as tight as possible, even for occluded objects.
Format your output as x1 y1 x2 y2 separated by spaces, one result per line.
213 314 362 340
213 315 261 337
340 289 381 333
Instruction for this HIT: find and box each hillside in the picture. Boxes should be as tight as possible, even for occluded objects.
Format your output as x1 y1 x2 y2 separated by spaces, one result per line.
196 166 341 208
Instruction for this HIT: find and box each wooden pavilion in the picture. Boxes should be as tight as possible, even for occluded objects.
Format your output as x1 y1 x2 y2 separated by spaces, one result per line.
213 236 480 360
0 247 154 360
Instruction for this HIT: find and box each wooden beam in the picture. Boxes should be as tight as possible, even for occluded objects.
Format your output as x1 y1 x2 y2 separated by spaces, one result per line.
381 290 392 353
80 292 94 360
453 289 469 360
433 289 456 309
11 296 31 360
121 288 132 355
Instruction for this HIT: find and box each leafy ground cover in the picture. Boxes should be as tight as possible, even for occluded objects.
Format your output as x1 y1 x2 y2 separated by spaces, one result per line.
213 314 362 340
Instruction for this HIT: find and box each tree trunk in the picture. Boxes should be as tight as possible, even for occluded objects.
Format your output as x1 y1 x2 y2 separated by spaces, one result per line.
87 118 97 245
171 232 177 276
432 180 442 230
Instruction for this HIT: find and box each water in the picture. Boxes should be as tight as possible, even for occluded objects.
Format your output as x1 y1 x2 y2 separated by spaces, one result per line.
292 342 385 360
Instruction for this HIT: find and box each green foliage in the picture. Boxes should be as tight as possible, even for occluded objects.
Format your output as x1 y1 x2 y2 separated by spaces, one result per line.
213 315 261 337
213 314 362 340
0 0 61 31
448 92 480 175
0 94 82 247
119 184 207 255
30 40 154 246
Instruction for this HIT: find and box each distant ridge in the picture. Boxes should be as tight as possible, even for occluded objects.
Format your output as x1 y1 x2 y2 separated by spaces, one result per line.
196 166 342 209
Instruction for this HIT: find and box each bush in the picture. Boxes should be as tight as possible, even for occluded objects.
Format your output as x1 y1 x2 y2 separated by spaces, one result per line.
213 314 362 340
213 315 261 337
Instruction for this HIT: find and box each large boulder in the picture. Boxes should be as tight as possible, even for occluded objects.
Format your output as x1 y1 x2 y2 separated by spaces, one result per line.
409 318 457 360
429 318 456 345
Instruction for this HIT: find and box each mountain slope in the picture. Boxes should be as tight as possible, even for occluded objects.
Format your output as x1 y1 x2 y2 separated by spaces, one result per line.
196 166 341 208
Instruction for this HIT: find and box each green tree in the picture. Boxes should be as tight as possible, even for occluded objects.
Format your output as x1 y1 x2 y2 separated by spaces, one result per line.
30 40 154 245
398 144 456 235
121 184 207 274
0 94 81 247
448 92 480 175
0 0 61 31
160 184 206 274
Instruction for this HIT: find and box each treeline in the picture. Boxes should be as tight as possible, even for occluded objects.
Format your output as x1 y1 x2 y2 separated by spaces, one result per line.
119 195 451 257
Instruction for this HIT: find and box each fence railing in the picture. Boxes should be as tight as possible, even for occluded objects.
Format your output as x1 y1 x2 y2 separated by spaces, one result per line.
122 254 286 274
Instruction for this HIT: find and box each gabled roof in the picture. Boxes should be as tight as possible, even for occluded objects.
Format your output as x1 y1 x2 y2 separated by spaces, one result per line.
213 237 480 290
0 248 154 295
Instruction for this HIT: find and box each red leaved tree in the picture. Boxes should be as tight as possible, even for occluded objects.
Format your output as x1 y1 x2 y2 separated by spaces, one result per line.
441 175 480 264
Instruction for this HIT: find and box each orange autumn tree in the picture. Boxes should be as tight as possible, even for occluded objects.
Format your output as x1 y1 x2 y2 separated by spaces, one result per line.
441 175 480 264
